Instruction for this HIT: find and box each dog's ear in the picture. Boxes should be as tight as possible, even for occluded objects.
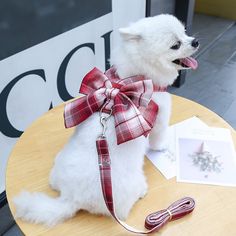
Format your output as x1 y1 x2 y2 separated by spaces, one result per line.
119 27 142 41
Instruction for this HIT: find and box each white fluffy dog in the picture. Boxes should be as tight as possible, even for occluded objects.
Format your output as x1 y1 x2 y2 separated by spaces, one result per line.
14 14 198 226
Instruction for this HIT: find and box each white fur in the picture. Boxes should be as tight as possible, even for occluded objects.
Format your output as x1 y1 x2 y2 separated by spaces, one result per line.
14 14 198 226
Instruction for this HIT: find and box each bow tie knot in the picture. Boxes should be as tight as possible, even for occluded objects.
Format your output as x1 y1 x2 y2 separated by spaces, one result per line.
102 87 120 112
64 67 159 144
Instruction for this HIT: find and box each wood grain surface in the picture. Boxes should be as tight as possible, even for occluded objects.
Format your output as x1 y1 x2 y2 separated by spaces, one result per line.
6 95 236 236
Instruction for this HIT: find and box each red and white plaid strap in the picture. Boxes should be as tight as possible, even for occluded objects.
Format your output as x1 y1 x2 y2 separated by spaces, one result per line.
64 67 159 145
96 136 195 234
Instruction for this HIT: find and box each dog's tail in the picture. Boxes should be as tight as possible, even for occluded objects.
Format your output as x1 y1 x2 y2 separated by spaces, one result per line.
13 191 78 226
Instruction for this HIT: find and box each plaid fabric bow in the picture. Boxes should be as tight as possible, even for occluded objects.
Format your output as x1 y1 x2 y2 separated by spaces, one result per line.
64 67 158 144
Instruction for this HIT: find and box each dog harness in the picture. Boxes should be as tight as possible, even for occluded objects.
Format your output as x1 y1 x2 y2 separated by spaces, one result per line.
64 67 159 144
64 67 195 234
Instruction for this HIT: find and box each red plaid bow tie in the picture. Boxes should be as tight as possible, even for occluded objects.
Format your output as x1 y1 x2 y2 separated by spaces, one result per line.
64 67 159 144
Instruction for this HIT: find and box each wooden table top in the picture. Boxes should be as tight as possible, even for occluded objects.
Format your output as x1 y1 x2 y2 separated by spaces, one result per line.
6 95 236 236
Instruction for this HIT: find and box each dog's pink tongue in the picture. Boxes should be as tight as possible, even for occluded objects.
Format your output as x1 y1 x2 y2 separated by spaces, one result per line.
181 57 198 70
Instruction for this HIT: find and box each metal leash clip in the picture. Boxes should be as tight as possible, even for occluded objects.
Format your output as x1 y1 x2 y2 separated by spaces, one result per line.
99 101 113 138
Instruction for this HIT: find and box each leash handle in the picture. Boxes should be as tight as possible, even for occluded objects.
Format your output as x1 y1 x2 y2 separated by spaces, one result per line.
96 135 195 234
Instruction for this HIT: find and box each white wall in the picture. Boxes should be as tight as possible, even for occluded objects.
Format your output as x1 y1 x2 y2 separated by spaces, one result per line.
112 0 146 47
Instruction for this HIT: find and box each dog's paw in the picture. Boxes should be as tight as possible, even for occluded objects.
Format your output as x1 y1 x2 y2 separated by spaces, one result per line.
149 128 169 151
116 210 129 221
149 140 168 151
139 181 148 199
139 188 148 199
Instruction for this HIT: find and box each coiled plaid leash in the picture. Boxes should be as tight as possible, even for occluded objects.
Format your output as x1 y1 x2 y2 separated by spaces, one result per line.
64 67 195 234
97 110 195 234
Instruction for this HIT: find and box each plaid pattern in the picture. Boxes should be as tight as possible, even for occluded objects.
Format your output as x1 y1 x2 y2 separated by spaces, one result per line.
96 136 195 234
96 137 115 215
64 67 160 144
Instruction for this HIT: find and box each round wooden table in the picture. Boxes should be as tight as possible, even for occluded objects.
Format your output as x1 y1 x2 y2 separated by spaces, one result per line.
6 95 236 236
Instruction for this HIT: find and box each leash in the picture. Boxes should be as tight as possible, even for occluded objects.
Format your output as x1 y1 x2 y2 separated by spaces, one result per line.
96 107 195 234
64 67 195 234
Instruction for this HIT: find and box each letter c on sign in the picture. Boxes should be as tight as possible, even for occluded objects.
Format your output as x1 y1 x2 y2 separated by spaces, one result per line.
57 43 95 101
0 69 47 138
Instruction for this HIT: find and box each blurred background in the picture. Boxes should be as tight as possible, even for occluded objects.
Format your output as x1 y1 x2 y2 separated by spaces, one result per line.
0 0 235 235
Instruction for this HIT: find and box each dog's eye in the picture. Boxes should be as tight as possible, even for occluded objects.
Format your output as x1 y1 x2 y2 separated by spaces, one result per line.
170 41 181 50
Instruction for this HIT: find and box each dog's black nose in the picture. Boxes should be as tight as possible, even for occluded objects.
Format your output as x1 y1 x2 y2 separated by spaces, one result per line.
191 39 199 48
